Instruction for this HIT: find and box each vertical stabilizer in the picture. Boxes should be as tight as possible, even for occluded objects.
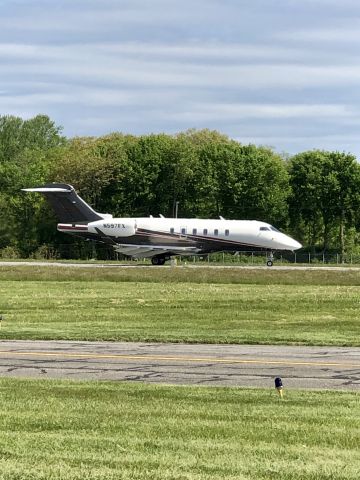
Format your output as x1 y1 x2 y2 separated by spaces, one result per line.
22 183 104 224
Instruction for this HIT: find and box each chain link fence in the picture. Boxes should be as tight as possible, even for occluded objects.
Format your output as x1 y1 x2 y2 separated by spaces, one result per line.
182 251 360 265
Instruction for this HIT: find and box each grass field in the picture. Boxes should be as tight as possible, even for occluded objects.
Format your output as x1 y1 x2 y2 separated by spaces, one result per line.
3 264 360 284
0 378 359 480
1 266 360 345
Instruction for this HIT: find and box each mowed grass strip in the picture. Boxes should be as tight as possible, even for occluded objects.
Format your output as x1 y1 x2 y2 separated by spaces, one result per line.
0 378 359 480
2 264 360 285
1 278 360 345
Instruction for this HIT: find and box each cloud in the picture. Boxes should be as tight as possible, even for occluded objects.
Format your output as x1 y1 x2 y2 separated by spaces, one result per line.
278 26 360 43
167 103 355 121
2 41 360 91
0 1 360 156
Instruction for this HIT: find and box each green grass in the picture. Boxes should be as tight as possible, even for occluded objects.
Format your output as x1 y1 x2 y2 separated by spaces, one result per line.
1 266 360 345
2 264 360 284
0 378 359 480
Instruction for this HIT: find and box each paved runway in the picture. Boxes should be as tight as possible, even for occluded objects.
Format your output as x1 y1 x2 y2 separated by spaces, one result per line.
1 340 360 390
1 260 360 270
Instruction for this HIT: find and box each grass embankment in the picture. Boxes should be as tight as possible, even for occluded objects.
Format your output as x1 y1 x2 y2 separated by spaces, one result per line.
1 266 360 345
0 378 359 480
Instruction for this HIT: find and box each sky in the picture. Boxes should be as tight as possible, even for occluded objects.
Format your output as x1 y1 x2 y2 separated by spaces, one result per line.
1 0 360 156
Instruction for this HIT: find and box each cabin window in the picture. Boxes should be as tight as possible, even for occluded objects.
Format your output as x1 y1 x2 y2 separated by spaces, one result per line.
181 228 186 235
214 229 218 236
203 228 208 235
225 229 229 236
260 227 270 231
192 228 197 235
170 227 175 234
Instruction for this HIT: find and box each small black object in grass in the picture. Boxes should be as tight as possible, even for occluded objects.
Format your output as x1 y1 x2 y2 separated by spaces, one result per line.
275 377 284 398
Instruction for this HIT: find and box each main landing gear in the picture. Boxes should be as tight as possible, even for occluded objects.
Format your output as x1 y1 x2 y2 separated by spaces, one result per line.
266 252 274 267
151 255 166 266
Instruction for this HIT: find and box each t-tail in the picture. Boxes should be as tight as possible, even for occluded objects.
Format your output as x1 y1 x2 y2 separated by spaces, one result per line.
22 183 107 224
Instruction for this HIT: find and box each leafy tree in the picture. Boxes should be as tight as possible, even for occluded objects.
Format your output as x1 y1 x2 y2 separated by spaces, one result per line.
226 145 290 225
0 115 65 253
180 132 290 226
116 133 197 218
50 136 125 210
289 150 360 254
0 114 64 164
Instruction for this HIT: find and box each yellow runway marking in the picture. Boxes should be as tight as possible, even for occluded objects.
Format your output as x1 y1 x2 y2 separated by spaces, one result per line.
0 350 359 369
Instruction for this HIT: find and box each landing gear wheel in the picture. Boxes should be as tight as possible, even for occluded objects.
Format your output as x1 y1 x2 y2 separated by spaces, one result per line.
266 251 274 267
151 256 166 266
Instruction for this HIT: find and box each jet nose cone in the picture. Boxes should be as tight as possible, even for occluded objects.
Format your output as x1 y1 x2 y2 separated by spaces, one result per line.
279 234 302 251
292 240 302 250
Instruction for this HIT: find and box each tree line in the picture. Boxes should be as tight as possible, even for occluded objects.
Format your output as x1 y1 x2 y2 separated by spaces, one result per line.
1 114 360 258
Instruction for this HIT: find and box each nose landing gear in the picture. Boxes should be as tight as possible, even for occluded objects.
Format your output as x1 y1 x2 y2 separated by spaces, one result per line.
266 252 274 267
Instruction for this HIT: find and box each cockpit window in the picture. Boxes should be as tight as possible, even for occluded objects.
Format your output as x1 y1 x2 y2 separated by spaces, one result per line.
260 227 270 231
270 226 280 232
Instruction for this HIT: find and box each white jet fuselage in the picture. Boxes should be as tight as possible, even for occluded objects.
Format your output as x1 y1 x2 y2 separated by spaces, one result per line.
58 217 301 257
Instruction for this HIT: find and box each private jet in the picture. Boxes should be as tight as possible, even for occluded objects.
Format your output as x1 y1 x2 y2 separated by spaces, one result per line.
23 183 302 265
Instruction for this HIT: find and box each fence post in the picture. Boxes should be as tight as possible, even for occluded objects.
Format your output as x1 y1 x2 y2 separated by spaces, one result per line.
308 252 311 264
294 252 297 264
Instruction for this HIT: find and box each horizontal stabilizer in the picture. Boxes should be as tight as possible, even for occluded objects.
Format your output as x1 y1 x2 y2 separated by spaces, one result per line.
22 187 72 193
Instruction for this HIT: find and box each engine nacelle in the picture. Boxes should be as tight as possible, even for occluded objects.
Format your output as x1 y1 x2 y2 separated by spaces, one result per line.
88 219 136 237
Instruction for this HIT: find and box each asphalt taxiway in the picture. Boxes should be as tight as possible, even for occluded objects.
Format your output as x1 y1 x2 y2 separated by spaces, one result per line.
1 340 359 390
